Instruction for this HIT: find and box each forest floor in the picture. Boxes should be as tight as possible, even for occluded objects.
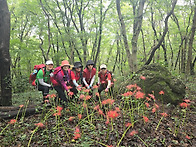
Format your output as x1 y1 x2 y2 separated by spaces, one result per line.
0 75 195 147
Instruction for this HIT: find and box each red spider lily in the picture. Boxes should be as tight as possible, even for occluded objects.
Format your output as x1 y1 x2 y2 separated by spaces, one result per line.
79 94 85 99
19 105 24 108
68 116 75 121
78 114 82 120
143 116 149 123
50 94 56 98
94 105 100 110
145 102 150 108
83 89 90 93
85 95 91 100
56 106 63 112
73 133 81 139
107 145 113 147
154 103 159 109
180 102 190 108
75 127 80 133
159 91 164 95
148 94 155 100
67 86 72 90
102 99 108 105
53 112 61 116
152 108 156 113
125 123 132 127
140 76 146 80
35 122 44 128
102 99 115 105
107 110 119 119
126 84 136 89
122 92 129 97
146 97 151 101
136 86 142 91
115 107 120 112
68 91 74 96
105 117 110 125
183 99 191 103
95 92 100 97
135 91 145 99
8 119 17 124
73 127 81 140
98 109 105 116
129 130 138 136
82 103 87 108
93 85 98 89
185 135 190 139
160 112 168 117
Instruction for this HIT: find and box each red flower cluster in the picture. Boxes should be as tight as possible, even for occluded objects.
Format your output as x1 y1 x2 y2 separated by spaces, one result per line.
140 75 146 80
102 99 115 105
143 116 149 123
35 122 44 128
180 102 190 108
8 119 17 124
73 127 81 140
129 130 138 136
68 116 75 121
135 91 145 99
159 91 164 95
53 106 63 116
107 110 119 119
160 112 168 117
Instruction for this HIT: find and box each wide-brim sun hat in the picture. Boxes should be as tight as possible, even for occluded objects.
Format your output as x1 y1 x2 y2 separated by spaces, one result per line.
61 60 70 67
46 60 54 65
73 61 83 69
86 60 94 66
100 64 107 69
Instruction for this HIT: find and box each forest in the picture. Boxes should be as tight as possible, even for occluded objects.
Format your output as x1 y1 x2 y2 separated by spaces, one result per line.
0 0 195 146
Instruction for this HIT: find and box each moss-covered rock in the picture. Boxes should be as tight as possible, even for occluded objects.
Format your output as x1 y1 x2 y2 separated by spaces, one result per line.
123 64 186 105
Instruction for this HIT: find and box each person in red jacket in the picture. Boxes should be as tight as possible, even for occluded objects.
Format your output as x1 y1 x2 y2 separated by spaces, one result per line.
70 61 83 96
83 60 96 95
96 64 112 100
83 60 96 88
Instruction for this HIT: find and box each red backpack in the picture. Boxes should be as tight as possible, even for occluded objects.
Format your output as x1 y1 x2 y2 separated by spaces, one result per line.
29 64 45 86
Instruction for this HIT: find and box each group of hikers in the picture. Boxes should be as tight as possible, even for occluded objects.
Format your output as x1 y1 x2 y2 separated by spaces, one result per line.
35 59 113 108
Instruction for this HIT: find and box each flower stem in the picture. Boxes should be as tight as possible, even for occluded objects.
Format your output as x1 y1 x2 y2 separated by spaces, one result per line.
156 116 164 131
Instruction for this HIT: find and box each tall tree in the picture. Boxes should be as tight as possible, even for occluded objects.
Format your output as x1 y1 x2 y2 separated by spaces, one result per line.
0 0 12 106
131 0 146 72
187 4 196 75
116 0 133 72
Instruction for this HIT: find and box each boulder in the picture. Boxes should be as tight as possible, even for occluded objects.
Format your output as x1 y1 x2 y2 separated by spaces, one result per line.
122 64 186 105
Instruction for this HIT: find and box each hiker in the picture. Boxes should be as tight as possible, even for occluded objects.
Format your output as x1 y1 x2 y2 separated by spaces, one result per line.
83 60 96 95
51 60 71 107
36 60 54 103
96 64 112 100
70 61 83 96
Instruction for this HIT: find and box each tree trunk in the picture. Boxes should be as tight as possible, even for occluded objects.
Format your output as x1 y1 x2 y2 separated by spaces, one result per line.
187 5 196 75
145 0 177 65
131 0 146 72
0 0 12 106
116 0 133 72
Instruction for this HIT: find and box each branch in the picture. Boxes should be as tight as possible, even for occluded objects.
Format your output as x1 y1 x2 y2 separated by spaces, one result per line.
145 0 177 65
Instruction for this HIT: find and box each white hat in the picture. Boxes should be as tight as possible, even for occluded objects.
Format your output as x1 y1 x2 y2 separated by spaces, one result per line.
100 64 107 69
46 60 54 65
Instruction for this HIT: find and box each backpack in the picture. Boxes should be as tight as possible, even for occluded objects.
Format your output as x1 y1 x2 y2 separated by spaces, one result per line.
106 70 114 86
29 64 45 86
51 66 71 86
